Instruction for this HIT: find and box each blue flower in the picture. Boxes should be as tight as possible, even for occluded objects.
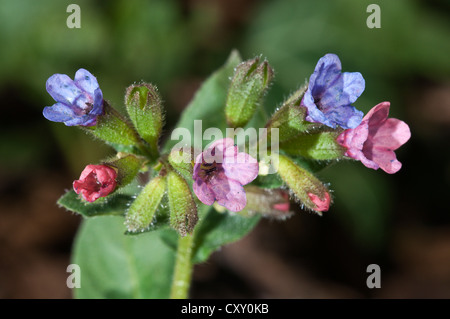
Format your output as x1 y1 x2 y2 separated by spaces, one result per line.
43 69 103 126
301 54 365 129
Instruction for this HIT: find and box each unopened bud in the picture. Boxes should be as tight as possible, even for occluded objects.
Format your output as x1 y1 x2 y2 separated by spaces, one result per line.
242 186 293 220
125 83 164 160
106 153 146 188
83 101 145 153
167 170 198 236
168 147 194 183
225 57 274 128
125 176 166 233
276 154 331 214
73 164 117 203
73 153 145 203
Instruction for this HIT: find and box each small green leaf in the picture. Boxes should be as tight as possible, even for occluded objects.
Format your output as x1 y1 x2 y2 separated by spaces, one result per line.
73 216 175 298
192 206 260 264
57 190 132 217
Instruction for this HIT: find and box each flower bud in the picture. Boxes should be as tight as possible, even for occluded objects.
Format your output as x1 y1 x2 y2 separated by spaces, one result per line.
265 83 317 143
73 164 117 202
167 170 198 236
106 152 145 188
225 57 274 128
276 154 331 214
279 130 347 160
168 147 194 183
241 186 293 220
125 83 164 160
83 101 146 154
73 153 145 203
125 176 166 233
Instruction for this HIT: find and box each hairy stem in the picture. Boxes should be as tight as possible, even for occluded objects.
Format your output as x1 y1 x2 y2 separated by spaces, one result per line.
170 233 194 299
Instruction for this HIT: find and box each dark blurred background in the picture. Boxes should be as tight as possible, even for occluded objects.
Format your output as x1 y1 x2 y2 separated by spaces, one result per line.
1 0 449 298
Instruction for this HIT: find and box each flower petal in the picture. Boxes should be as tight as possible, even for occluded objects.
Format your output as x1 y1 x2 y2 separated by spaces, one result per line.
193 178 215 206
321 104 363 129
209 175 247 212
309 54 342 97
46 74 82 105
74 68 100 95
372 118 411 150
370 147 402 174
43 103 76 123
343 72 365 104
223 152 259 186
92 88 104 116
203 137 235 164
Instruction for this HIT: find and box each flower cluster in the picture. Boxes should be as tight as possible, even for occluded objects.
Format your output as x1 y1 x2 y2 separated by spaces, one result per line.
44 52 410 237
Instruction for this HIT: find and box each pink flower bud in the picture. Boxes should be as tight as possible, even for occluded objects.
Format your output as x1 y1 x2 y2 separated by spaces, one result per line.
272 191 290 212
73 164 117 202
307 192 331 212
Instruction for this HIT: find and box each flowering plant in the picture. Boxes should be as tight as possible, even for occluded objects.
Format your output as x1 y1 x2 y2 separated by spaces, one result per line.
47 51 410 298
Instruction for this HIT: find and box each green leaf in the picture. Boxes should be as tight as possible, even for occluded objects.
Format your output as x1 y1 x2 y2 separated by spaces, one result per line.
163 50 242 152
192 206 261 264
72 216 175 298
57 190 133 217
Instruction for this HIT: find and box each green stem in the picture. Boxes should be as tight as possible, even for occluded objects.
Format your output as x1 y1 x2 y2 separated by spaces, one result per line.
170 233 195 299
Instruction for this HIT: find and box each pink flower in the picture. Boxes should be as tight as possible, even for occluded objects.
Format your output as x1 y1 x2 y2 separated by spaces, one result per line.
193 138 259 212
336 102 411 174
73 164 117 202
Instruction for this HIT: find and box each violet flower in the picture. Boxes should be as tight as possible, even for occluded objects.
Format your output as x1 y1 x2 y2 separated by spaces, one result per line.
193 138 259 212
73 164 117 202
301 53 365 129
336 102 411 174
43 68 103 126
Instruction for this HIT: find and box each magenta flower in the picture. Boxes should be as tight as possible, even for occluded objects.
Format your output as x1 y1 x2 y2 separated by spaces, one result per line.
43 69 103 126
193 138 259 212
301 54 365 129
73 164 117 202
336 102 411 174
